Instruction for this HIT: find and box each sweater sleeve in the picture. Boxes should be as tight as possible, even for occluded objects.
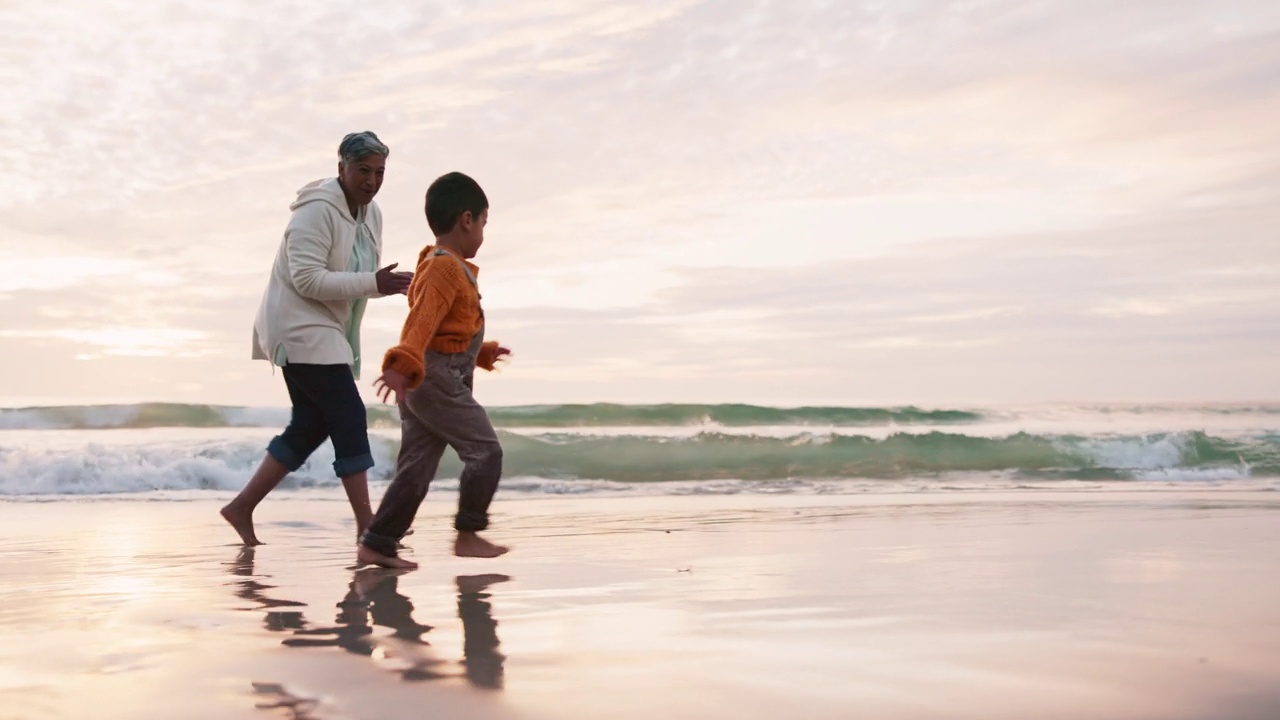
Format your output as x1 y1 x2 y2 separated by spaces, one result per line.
382 260 459 388
285 202 380 301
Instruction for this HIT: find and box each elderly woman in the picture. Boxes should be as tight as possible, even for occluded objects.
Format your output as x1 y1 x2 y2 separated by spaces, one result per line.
222 131 414 546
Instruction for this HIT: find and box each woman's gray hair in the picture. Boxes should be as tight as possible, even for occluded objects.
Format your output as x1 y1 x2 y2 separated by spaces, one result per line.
338 131 390 164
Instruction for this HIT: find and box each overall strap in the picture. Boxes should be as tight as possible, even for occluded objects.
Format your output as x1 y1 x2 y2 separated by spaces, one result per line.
433 248 479 291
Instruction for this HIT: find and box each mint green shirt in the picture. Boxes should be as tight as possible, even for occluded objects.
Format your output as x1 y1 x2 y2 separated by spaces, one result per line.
345 206 376 378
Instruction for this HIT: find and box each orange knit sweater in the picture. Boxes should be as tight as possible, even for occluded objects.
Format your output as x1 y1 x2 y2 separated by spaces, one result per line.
382 245 500 389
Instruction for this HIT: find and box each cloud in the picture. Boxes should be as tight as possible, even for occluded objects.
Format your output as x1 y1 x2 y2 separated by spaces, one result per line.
0 251 140 292
2 0 1278 404
650 200 1280 355
0 327 211 359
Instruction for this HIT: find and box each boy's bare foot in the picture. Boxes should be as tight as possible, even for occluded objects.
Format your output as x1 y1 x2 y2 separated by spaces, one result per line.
357 544 419 569
454 532 509 558
456 574 511 594
220 503 262 546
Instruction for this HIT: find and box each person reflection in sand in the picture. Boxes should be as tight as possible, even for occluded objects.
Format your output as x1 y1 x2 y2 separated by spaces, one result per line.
287 570 509 686
227 547 309 633
228 549 508 689
456 573 508 689
284 568 448 680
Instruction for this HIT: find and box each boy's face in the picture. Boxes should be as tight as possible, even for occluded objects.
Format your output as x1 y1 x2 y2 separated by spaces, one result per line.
459 208 488 258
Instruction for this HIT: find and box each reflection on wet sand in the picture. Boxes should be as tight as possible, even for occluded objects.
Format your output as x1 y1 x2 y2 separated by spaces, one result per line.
251 681 321 720
228 547 507 691
457 573 509 690
228 546 308 632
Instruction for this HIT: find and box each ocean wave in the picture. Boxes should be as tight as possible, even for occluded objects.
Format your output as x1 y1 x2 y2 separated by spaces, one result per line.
0 437 402 496
0 402 984 430
495 430 1272 481
0 403 293 430
485 403 984 427
0 429 1274 496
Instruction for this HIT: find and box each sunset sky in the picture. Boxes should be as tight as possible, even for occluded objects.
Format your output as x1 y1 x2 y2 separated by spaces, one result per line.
3 0 1278 408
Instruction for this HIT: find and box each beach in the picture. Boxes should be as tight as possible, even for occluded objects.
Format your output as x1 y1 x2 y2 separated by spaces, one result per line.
9 0 1280 715
9 0 1278 715
2 489 1278 720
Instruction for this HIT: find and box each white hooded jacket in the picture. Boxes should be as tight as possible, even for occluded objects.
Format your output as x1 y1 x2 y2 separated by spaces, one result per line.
251 178 384 367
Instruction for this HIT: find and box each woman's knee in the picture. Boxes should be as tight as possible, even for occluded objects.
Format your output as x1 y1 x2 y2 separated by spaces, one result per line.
270 415 328 470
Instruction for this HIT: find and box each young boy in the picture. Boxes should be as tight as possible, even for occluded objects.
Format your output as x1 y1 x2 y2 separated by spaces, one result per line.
357 172 511 569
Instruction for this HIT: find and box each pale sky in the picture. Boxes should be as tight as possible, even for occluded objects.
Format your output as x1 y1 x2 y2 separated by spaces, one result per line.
2 0 1278 408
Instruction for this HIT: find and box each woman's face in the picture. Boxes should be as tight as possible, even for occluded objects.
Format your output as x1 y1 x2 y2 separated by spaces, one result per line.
338 154 386 207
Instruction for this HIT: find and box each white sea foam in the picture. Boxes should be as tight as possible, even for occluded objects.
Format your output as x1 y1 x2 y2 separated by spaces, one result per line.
0 423 1274 497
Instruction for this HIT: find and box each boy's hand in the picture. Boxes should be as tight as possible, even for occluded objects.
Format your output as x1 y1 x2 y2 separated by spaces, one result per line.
375 263 414 295
374 369 410 404
478 343 512 371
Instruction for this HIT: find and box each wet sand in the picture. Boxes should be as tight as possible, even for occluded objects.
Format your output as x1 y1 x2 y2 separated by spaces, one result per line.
1 490 1279 719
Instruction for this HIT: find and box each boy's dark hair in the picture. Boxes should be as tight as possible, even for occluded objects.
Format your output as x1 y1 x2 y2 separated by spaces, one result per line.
425 172 488 235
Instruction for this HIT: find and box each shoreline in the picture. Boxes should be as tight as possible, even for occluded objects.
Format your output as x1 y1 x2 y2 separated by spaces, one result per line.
3 478 1280 502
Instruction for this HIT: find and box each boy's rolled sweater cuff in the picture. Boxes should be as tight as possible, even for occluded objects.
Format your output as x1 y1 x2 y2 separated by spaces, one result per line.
382 347 427 388
382 338 496 389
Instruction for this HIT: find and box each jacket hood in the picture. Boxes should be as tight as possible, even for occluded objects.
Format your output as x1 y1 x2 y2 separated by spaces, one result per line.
290 178 356 222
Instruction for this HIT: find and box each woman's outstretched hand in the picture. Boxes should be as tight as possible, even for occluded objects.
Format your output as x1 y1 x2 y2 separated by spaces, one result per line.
375 263 414 295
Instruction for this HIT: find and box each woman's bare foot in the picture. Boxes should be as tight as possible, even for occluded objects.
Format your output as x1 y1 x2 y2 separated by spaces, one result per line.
454 532 509 558
220 503 262 546
357 544 419 569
